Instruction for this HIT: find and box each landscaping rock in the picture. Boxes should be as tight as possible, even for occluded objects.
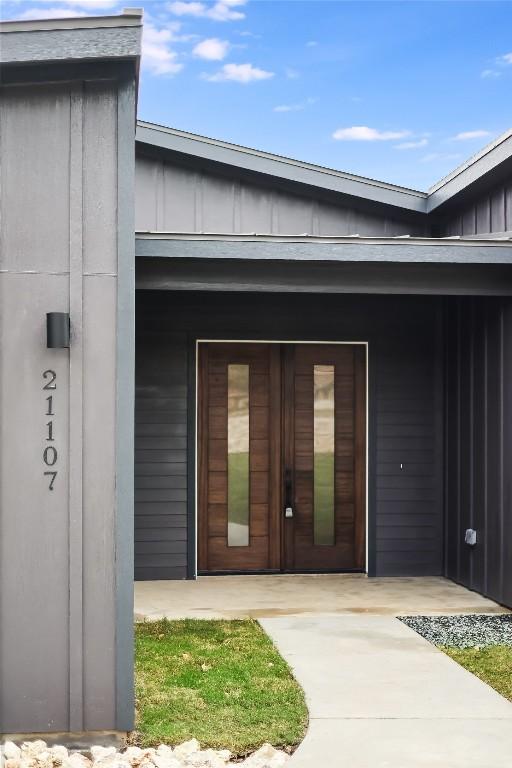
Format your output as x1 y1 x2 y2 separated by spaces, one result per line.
4 743 22 761
400 613 512 648
240 744 288 768
171 741 200 761
64 754 92 768
21 742 48 759
2 740 289 768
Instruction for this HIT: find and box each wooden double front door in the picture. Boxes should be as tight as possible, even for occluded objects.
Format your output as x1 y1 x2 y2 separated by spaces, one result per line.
198 342 366 573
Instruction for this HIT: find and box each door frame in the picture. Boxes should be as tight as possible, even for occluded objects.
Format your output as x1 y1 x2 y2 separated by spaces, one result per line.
194 339 369 576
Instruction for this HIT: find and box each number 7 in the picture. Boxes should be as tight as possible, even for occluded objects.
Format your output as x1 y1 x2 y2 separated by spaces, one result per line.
44 471 57 491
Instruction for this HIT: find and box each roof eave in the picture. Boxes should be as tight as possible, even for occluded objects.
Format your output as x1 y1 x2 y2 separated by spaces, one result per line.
0 10 143 67
136 121 428 215
427 130 512 213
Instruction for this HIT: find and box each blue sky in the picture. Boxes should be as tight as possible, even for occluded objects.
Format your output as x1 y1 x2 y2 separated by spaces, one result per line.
3 0 512 190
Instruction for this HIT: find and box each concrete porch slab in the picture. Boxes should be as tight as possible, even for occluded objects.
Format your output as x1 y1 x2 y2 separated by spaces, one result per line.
134 574 504 620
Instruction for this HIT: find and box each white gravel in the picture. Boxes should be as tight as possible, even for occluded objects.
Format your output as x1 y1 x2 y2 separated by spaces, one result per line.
1 740 290 768
399 613 512 648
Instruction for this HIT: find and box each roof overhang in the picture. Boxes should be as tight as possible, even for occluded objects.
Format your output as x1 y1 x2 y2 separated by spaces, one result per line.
427 129 512 214
136 122 428 215
0 9 142 67
135 232 512 265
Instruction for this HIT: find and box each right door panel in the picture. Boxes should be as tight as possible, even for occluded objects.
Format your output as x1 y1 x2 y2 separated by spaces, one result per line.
283 344 366 571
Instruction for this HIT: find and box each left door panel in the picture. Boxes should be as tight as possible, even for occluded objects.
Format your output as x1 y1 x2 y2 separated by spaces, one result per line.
198 343 281 572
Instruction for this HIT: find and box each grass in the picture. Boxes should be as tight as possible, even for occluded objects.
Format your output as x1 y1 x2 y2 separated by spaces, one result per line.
134 619 308 755
442 645 512 702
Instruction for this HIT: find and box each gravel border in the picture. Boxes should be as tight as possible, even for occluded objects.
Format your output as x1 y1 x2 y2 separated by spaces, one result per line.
399 614 512 648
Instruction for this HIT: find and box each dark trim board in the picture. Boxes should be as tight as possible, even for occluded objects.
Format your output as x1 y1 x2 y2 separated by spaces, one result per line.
186 335 197 579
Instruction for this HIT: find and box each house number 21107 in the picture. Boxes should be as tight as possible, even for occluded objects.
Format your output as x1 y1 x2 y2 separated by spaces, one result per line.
43 369 58 490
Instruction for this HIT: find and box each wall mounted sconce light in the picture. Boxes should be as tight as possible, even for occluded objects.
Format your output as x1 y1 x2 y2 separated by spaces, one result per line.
46 312 70 348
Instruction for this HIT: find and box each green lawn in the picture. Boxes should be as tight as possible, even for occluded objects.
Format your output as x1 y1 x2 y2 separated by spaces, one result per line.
134 619 308 755
442 645 512 702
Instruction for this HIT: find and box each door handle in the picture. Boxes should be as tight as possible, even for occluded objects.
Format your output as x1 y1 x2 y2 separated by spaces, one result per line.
284 468 293 518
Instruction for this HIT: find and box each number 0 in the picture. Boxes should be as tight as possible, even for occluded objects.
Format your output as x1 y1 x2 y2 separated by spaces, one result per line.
43 446 57 466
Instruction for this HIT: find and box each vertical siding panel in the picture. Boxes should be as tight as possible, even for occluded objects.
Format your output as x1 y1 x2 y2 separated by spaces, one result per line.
471 299 486 594
506 184 512 231
0 85 72 732
486 299 503 599
135 156 158 231
490 188 506 234
239 182 273 233
161 163 196 231
476 198 491 234
135 154 427 237
461 207 476 236
445 300 459 579
502 303 512 607
459 300 473 586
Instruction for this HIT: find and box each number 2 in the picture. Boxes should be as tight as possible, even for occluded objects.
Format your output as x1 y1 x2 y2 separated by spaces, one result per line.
43 370 56 390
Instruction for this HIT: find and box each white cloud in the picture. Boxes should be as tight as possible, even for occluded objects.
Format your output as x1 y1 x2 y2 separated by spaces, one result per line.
306 40 317 47
481 69 501 79
420 152 462 164
285 67 300 80
168 0 246 21
17 7 90 18
142 23 183 76
332 126 410 141
13 0 120 20
168 1 205 15
274 97 316 113
452 130 491 141
394 138 428 150
204 62 274 82
500 52 512 64
193 37 229 60
56 0 118 6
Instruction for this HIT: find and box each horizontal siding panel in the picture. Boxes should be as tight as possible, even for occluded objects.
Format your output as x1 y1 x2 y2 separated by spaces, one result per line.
136 450 187 463
135 501 187 515
135 291 443 580
135 566 187 580
135 541 186 555
135 463 187 476
136 437 187 450
135 423 187 437
136 516 187 529
136 476 187 489
135 553 188 567
377 463 435 476
136 528 187 542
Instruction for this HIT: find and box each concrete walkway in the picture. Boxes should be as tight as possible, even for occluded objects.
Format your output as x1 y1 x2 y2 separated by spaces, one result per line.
261 615 512 768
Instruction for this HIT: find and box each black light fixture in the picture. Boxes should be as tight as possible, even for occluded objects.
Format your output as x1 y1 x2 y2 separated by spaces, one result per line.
46 312 70 348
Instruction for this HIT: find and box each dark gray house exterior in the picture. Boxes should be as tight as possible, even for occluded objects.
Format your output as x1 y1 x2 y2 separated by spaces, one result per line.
2 8 512 741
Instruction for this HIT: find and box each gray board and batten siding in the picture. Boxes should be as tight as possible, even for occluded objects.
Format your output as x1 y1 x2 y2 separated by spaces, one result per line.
435 173 512 237
135 290 444 581
445 297 512 609
135 147 429 237
0 13 140 735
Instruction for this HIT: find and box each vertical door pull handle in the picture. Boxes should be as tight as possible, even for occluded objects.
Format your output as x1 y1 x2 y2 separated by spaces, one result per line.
284 468 293 518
